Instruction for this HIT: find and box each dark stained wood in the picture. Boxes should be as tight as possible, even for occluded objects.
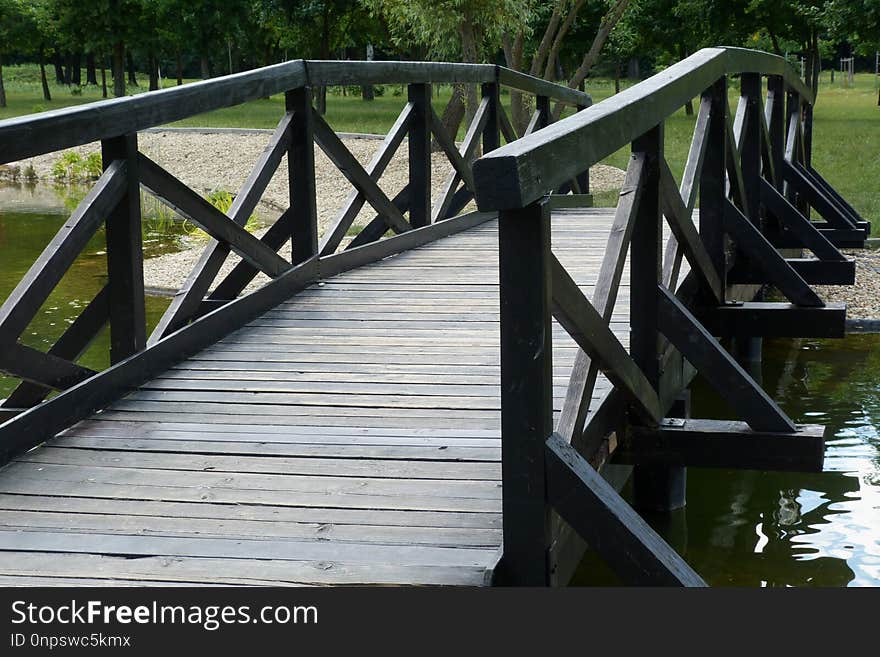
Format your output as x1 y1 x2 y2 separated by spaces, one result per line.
408 83 432 228
496 198 553 585
619 419 825 472
558 154 645 441
545 433 706 586
760 178 845 261
698 77 728 304
723 199 824 307
2 286 109 408
551 259 662 425
429 107 475 191
319 103 412 255
656 285 797 433
149 112 295 342
288 88 319 264
728 258 855 286
783 160 859 229
433 97 489 223
0 161 125 344
0 342 96 390
311 109 412 235
101 134 146 363
658 159 722 302
694 301 846 338
139 155 291 277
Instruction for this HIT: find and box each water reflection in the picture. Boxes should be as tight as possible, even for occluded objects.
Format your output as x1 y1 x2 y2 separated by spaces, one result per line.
575 335 880 586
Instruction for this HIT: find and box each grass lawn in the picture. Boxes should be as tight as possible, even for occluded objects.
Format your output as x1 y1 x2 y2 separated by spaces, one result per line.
2 63 879 232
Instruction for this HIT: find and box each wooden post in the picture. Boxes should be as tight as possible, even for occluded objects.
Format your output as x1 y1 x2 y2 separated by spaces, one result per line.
287 86 318 265
633 393 689 512
481 81 501 155
536 95 551 130
699 77 728 304
785 90 805 213
100 133 145 364
498 196 553 586
630 124 683 510
767 75 785 193
576 104 591 195
408 83 432 228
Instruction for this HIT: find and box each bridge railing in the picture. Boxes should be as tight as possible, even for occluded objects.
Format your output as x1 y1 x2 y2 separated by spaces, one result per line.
473 47 868 586
0 60 590 454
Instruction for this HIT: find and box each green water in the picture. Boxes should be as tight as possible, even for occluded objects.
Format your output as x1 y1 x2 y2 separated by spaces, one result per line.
0 182 177 398
575 335 880 587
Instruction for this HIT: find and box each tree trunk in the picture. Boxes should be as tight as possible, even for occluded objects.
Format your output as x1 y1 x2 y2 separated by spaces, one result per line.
127 51 138 86
459 17 479 132
554 0 631 120
86 53 97 85
200 54 210 79
678 45 693 115
768 28 782 56
38 47 52 101
614 61 620 94
503 30 529 136
0 54 6 109
101 57 108 98
316 4 331 115
543 0 587 80
176 50 183 85
63 53 71 85
112 42 126 97
52 50 64 84
148 51 159 90
71 52 81 86
362 43 374 101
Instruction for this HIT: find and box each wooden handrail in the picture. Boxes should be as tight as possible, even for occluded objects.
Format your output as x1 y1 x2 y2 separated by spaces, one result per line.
473 47 812 210
0 61 590 165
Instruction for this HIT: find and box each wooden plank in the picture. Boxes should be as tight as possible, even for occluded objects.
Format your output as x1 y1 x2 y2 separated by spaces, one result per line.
760 178 845 261
101 134 146 363
694 301 846 338
724 199 824 306
557 155 645 441
287 89 319 264
429 106 475 190
619 418 825 472
408 83 432 228
0 342 96 390
659 158 722 302
138 155 291 277
728 258 854 286
656 284 796 432
432 96 489 222
545 433 706 586
497 198 553 585
311 109 412 234
319 102 412 255
3 286 109 408
783 160 858 229
0 161 125 343
550 256 661 424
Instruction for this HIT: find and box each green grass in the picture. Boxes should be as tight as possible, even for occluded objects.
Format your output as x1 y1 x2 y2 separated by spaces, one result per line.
3 63 879 231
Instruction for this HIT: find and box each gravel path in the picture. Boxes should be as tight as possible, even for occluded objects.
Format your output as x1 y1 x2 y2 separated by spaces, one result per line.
4 130 625 293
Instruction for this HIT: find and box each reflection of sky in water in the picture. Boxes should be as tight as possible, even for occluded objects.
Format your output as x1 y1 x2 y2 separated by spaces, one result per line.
675 335 880 587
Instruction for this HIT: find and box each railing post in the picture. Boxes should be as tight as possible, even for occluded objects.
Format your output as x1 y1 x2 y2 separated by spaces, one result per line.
785 90 806 214
699 76 728 304
481 81 501 154
536 95 551 130
740 73 763 226
498 196 552 585
287 86 318 264
631 123 685 511
767 75 785 192
575 103 591 195
101 133 145 364
408 83 432 228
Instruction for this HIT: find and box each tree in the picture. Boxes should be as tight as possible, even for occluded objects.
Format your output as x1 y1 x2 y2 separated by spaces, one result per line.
826 0 880 104
366 0 531 129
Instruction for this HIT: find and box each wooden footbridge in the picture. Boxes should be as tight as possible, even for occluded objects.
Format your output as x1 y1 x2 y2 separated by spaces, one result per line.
0 49 869 586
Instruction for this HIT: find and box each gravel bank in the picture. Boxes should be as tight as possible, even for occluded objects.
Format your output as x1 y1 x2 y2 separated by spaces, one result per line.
3 130 626 293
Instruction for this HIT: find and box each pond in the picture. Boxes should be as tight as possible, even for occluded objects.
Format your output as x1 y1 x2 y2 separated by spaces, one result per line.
0 182 178 398
574 334 880 587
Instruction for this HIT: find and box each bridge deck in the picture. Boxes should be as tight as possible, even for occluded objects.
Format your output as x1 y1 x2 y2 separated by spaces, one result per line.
0 208 635 586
